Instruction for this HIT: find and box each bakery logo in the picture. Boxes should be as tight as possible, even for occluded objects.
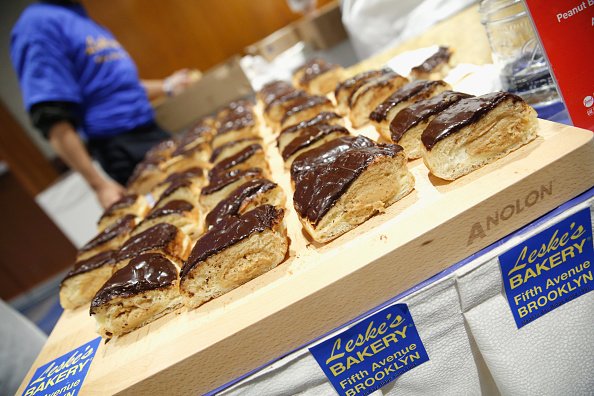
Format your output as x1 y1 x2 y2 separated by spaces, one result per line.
309 304 428 396
499 207 594 328
584 95 594 108
467 181 553 246
22 337 101 396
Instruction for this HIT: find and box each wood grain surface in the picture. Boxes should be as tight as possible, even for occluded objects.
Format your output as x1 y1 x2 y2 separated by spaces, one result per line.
16 118 594 395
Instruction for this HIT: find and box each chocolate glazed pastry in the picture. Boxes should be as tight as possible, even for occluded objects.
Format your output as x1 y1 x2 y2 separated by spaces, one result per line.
208 144 265 178
147 200 194 220
421 91 538 180
200 168 266 212
334 68 392 115
389 91 472 159
280 95 332 126
79 214 137 258
292 139 414 243
63 250 117 283
97 193 148 232
411 46 452 79
115 222 191 271
59 250 119 310
180 205 288 309
369 80 450 141
369 80 448 122
202 168 264 196
290 135 376 182
281 124 350 163
205 179 281 227
90 252 183 338
100 194 138 219
91 254 177 310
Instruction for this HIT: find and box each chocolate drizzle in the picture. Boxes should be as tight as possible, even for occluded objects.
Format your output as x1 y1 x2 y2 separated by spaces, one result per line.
210 138 260 163
81 214 137 252
348 71 402 107
100 194 138 220
265 90 307 114
281 95 331 124
208 144 263 178
216 111 255 135
117 223 179 262
202 168 264 195
335 68 392 99
175 123 212 149
297 58 339 85
280 112 342 136
90 253 178 310
181 205 283 277
160 167 203 186
147 200 194 220
292 142 402 225
390 91 472 142
369 80 446 122
160 178 193 200
205 179 277 227
421 91 520 150
259 81 296 107
282 124 350 160
412 46 452 74
62 250 117 283
290 135 376 182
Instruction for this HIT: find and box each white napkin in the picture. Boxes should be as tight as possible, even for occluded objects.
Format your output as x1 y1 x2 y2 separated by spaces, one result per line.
220 276 481 395
455 197 594 396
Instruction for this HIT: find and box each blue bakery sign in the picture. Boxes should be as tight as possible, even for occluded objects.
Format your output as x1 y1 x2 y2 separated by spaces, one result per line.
22 337 101 396
310 303 428 396
500 207 594 328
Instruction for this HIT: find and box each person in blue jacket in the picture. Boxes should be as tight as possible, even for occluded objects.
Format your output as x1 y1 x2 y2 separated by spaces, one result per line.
10 0 194 208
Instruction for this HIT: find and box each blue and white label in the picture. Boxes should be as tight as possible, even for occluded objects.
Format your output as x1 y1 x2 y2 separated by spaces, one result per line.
500 207 594 328
22 337 101 396
309 304 428 396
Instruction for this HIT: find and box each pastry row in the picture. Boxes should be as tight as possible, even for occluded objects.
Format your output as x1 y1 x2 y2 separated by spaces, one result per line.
61 100 290 339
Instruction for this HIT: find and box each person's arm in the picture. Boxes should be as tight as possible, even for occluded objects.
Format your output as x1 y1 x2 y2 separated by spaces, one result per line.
48 121 125 209
141 68 199 101
141 79 167 101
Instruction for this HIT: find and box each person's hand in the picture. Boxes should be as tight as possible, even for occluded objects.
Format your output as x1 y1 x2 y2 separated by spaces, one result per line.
163 68 201 96
95 179 126 209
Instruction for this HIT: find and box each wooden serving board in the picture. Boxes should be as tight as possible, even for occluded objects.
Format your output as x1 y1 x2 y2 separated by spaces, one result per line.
18 119 594 395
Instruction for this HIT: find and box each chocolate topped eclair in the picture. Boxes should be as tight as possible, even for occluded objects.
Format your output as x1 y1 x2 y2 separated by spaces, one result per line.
348 71 409 128
370 80 450 141
279 95 334 129
208 143 267 179
411 46 452 80
292 138 414 242
78 214 138 261
277 112 344 151
115 223 191 271
200 168 265 211
90 252 183 338
281 124 350 165
59 250 118 310
97 194 149 232
421 91 538 180
389 91 472 159
293 58 344 96
205 179 285 228
180 205 289 309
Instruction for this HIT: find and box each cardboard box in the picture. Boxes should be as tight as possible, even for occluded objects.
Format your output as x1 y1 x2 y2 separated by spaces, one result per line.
154 56 253 132
295 1 347 50
245 25 302 62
